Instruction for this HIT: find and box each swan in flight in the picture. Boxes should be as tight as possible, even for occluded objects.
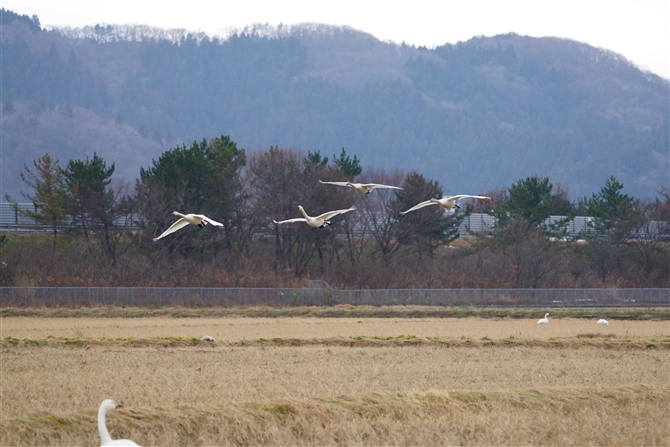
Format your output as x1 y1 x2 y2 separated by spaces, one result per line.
319 180 403 194
400 195 490 214
98 399 141 446
273 205 356 228
537 313 549 324
153 211 223 241
597 319 609 325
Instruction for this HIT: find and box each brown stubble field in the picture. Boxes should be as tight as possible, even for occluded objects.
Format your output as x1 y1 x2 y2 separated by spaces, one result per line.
1 314 669 446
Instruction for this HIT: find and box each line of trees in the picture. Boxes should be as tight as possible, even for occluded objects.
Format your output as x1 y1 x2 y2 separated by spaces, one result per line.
3 136 669 289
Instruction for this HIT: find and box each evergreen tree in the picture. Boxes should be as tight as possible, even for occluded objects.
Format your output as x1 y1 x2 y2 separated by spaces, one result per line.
137 136 248 260
580 176 642 283
6 154 68 245
65 153 127 263
332 148 362 178
493 176 572 233
205 136 249 261
584 176 640 243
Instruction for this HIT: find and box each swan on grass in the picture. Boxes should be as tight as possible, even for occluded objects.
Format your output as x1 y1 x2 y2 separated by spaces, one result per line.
537 313 549 324
319 179 403 194
273 205 356 228
98 399 141 446
153 211 223 241
597 319 609 325
400 195 490 214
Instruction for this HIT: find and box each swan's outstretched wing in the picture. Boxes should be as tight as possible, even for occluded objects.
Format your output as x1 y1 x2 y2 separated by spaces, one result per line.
197 214 224 226
273 218 307 225
153 218 189 241
319 180 349 187
447 195 490 201
361 183 403 190
399 200 437 215
315 206 356 220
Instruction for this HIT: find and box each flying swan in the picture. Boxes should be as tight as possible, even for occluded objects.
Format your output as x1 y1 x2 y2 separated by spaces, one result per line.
319 180 403 194
400 195 490 215
537 313 549 324
98 399 141 446
153 211 223 241
273 205 356 228
597 319 609 325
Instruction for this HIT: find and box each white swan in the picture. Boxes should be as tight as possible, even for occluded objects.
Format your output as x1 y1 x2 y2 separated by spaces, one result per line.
597 319 609 325
273 205 356 228
400 195 490 214
200 335 214 342
153 211 223 241
98 399 140 446
537 313 549 324
319 180 403 194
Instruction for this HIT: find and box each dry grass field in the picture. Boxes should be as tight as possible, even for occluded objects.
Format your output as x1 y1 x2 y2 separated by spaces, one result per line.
1 311 669 446
1 315 669 341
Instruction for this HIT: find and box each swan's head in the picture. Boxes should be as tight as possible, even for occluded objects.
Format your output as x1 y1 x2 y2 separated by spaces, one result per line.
297 205 304 211
101 399 122 412
429 198 440 203
172 211 181 216
545 313 549 318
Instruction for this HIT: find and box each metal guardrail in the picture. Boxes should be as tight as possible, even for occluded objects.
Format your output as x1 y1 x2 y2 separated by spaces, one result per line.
0 287 668 308
0 202 138 232
2 202 666 240
0 202 40 231
334 288 669 307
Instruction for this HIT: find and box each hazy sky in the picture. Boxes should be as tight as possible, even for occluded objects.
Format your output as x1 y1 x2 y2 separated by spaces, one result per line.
3 0 669 79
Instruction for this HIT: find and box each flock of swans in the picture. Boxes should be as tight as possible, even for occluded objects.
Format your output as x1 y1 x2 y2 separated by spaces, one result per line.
537 313 609 325
153 179 491 240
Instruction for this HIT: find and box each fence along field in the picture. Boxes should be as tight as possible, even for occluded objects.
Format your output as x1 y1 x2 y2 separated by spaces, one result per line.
1 313 669 446
2 286 668 307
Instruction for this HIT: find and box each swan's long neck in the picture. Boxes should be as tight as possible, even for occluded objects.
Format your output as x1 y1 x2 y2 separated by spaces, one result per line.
98 405 112 446
173 211 186 218
297 207 309 219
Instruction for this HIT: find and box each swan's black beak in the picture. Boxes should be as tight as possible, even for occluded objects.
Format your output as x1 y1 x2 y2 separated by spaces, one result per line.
115 402 124 409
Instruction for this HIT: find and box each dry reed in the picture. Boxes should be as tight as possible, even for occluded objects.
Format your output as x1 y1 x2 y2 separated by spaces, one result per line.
1 316 669 446
2 386 668 446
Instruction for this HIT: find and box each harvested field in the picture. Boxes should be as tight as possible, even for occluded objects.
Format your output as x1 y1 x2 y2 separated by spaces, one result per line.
1 312 669 446
2 316 668 341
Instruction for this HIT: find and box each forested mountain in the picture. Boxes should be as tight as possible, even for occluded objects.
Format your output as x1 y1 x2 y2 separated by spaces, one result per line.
1 9 668 201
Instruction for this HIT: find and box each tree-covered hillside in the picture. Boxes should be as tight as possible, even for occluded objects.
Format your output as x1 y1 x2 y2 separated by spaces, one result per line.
1 10 667 200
